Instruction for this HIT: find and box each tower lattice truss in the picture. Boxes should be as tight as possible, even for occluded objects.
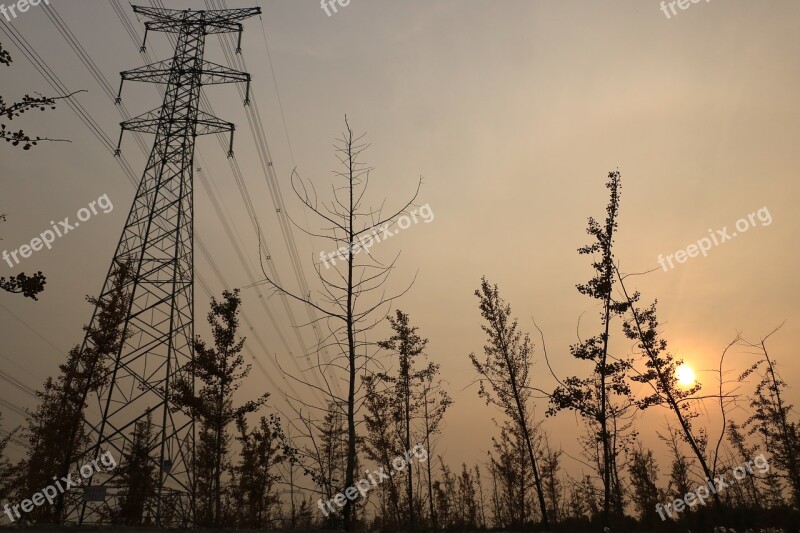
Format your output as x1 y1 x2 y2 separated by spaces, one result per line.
68 5 259 526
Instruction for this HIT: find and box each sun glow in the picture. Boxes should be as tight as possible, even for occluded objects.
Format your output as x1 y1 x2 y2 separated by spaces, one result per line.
676 363 696 388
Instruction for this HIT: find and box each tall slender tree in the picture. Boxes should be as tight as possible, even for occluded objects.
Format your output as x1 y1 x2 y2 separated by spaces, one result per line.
373 309 437 529
741 328 800 508
469 278 549 528
421 373 451 529
172 289 269 526
549 171 635 525
231 413 289 527
615 278 721 511
115 412 157 525
258 118 421 530
22 260 133 523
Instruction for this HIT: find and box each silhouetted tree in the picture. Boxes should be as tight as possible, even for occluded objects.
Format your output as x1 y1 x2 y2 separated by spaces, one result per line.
454 462 479 530
115 412 157 525
363 376 403 527
258 118 422 530
539 431 565 523
741 327 800 508
469 278 549 527
0 41 76 150
421 372 451 530
489 420 533 529
372 309 437 529
21 260 132 523
726 421 763 509
0 414 17 502
231 413 289 527
616 275 721 511
0 214 46 300
664 429 694 523
172 289 269 526
628 444 664 526
549 171 635 525
295 399 353 527
433 456 456 529
474 463 488 528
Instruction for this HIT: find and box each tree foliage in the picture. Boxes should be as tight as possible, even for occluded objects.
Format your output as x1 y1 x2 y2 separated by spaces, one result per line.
0 42 74 150
172 289 269 526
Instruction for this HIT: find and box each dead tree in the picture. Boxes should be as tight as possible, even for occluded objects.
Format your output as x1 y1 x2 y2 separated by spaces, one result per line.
258 117 422 529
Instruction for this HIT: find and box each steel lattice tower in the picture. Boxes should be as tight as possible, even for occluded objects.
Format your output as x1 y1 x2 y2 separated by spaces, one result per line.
70 5 259 526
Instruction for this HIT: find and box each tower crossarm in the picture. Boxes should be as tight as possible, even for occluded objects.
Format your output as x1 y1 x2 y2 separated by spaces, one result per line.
131 6 261 54
119 60 250 87
132 6 261 31
116 109 236 156
194 110 235 136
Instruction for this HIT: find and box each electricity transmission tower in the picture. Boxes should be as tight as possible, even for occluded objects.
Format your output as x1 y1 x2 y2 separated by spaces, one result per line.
70 5 260 526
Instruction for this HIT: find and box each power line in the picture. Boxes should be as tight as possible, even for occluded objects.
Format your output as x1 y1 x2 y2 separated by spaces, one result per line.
0 428 27 451
0 397 28 418
144 0 337 399
208 0 341 397
0 361 40 400
255 0 296 168
0 301 65 361
0 349 44 384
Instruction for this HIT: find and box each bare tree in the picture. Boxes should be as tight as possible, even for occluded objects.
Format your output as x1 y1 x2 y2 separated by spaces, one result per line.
257 117 421 530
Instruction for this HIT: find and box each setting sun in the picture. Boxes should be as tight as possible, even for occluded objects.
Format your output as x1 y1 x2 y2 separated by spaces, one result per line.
676 363 696 388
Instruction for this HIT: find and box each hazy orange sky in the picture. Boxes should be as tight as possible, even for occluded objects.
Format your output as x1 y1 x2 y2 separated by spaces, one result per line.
1 0 799 479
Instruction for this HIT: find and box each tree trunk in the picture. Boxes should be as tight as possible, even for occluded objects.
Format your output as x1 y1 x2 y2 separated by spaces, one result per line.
342 142 358 531
424 388 437 530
